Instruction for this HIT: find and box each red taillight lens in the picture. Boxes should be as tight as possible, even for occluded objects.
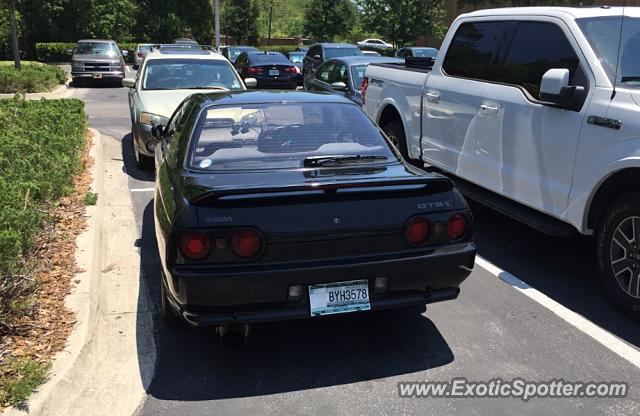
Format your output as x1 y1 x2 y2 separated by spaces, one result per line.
247 67 264 74
448 214 468 240
180 232 211 260
231 229 263 258
361 76 369 105
285 66 297 73
404 216 430 246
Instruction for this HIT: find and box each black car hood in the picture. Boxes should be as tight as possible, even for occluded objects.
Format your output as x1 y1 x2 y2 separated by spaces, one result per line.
181 162 452 204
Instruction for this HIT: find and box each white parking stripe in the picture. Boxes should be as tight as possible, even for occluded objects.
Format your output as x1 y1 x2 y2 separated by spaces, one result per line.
130 188 155 193
476 255 640 370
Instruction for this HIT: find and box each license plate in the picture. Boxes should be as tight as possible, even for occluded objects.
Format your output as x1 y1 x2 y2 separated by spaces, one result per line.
269 70 279 76
92 73 102 79
309 279 370 316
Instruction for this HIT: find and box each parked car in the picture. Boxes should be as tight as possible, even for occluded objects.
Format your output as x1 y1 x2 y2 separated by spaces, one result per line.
133 43 152 69
122 48 249 169
219 45 259 64
234 51 298 89
395 47 439 59
363 6 640 319
287 51 305 85
306 56 402 105
362 50 381 56
357 39 393 50
152 91 475 333
71 39 127 87
302 43 362 89
173 38 198 45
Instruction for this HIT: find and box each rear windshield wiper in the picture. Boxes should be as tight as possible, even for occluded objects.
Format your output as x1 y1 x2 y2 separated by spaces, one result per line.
303 155 388 167
621 76 640 82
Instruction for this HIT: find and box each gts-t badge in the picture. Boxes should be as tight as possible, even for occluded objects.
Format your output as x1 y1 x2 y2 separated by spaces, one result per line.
204 216 234 224
418 201 452 210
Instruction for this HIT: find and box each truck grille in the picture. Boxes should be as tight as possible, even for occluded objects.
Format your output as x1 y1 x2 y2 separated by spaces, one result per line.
81 62 121 72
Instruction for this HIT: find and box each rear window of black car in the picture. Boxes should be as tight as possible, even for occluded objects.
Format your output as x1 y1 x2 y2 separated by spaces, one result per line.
189 102 395 171
249 53 290 65
324 47 362 59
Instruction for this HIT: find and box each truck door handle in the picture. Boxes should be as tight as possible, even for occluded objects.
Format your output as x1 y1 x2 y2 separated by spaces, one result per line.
480 104 499 113
426 91 440 103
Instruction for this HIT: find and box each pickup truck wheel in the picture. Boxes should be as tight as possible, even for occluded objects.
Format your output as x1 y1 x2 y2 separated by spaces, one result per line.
596 192 640 321
382 121 411 162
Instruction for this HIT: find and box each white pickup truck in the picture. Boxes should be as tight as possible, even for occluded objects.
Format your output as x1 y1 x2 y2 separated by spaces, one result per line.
363 6 640 319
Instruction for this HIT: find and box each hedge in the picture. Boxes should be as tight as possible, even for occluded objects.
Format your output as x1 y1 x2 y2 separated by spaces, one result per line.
259 45 304 56
0 61 67 93
36 42 138 63
0 98 87 274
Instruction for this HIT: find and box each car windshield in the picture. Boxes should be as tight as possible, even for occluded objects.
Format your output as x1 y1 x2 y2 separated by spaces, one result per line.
142 59 243 90
577 16 640 87
412 48 438 58
351 65 367 90
190 102 395 171
230 48 256 60
74 42 118 57
249 53 290 65
289 53 304 63
325 47 363 59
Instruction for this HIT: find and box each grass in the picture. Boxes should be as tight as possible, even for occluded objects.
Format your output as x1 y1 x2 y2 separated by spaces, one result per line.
0 61 67 93
0 358 51 406
84 192 98 206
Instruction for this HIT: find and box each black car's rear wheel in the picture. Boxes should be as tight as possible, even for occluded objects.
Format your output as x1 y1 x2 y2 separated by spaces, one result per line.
161 276 182 326
597 192 640 321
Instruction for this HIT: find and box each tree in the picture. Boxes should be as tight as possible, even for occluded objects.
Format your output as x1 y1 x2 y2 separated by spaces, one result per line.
3 0 20 69
356 0 446 47
221 0 260 45
303 0 355 42
88 0 137 42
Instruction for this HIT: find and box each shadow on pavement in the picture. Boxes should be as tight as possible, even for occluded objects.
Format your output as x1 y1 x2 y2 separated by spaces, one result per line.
470 201 640 348
136 201 454 401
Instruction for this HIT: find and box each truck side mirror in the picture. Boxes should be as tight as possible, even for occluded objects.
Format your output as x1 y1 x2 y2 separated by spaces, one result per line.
540 68 585 111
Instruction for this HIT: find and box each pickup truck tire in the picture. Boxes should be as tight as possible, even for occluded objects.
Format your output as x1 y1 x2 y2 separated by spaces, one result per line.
382 121 410 162
596 192 640 321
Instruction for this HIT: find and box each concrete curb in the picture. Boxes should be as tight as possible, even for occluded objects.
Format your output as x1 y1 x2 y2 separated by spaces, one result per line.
5 130 156 416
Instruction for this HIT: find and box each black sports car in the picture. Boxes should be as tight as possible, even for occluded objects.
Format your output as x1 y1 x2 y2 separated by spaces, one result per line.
152 91 475 331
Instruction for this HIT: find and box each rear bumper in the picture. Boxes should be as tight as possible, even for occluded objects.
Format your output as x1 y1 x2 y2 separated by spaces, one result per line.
164 242 476 326
255 78 297 89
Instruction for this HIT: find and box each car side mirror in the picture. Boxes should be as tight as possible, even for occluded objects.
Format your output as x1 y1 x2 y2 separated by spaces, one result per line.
330 81 348 92
244 77 257 88
539 68 585 111
313 54 321 60
151 125 164 140
122 78 135 88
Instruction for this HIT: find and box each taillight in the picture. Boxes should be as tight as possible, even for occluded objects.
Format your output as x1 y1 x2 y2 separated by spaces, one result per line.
285 66 297 73
231 229 263 259
361 76 369 106
403 216 430 246
247 67 264 74
448 214 468 240
180 232 211 260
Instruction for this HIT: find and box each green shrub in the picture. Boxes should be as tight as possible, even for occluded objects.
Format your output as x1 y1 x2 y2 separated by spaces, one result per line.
0 98 86 276
0 358 51 406
0 62 67 93
259 45 303 56
36 42 138 63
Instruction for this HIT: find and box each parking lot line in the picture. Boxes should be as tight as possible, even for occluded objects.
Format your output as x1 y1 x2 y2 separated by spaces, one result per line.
476 255 640 370
130 188 155 193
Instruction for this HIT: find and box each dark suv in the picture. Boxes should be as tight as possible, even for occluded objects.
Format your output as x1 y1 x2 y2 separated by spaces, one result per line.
302 43 362 89
71 39 127 86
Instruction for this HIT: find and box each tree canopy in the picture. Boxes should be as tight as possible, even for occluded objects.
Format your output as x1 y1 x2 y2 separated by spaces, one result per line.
303 0 355 42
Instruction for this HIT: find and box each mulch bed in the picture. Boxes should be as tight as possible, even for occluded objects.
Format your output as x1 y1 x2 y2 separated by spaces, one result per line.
0 131 94 407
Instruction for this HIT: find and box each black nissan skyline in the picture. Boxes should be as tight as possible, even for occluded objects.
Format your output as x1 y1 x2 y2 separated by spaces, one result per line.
152 91 476 327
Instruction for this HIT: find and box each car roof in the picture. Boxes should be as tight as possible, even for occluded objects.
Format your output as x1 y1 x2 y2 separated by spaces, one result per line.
145 49 227 61
401 47 438 50
333 56 403 65
77 39 116 43
192 91 356 108
229 46 258 50
314 43 360 49
462 6 640 19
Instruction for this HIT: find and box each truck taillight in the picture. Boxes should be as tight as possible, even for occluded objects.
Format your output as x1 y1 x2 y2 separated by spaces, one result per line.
361 76 369 106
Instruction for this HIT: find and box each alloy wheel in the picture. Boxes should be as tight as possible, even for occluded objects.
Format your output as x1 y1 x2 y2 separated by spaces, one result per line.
610 216 640 298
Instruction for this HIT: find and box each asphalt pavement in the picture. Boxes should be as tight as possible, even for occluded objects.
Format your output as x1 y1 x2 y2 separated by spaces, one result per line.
66 77 640 416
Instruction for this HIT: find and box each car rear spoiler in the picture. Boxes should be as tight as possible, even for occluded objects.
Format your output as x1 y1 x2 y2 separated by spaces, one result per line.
184 175 453 205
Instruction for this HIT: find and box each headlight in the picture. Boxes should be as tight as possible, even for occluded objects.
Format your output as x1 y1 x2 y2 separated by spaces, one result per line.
71 61 83 70
140 112 169 126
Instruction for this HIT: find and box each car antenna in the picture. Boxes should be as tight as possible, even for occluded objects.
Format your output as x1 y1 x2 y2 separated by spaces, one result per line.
611 1 626 100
